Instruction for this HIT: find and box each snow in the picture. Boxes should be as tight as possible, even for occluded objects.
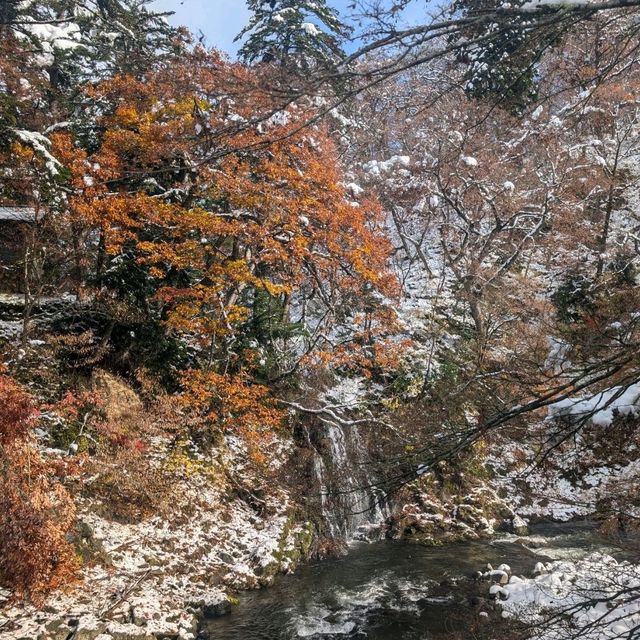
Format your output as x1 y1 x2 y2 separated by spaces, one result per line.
0 435 309 639
499 553 640 639
362 156 411 178
301 22 321 37
520 0 586 11
12 129 61 175
486 437 640 522
548 381 640 428
531 105 544 120
266 110 292 127
344 182 364 197
0 206 36 222
320 376 369 407
15 17 81 66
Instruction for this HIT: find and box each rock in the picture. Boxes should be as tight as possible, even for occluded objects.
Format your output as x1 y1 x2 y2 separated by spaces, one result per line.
40 620 108 640
189 596 232 619
439 576 458 588
75 625 109 640
106 624 156 640
488 584 509 601
486 569 509 584
70 520 113 566
204 599 232 618
90 369 144 425
42 619 73 640
511 515 529 536
352 523 383 542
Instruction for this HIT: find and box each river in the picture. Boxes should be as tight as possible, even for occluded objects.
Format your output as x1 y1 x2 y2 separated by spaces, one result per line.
198 521 626 639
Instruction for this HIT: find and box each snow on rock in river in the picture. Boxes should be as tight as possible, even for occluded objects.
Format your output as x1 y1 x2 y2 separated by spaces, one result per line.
499 553 640 639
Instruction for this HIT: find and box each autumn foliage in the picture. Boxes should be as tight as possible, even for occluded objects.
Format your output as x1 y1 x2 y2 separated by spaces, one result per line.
38 50 398 459
0 374 79 602
180 369 286 465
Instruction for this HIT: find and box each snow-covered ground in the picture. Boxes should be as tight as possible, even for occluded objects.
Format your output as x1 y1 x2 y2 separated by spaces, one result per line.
0 442 311 640
487 438 640 522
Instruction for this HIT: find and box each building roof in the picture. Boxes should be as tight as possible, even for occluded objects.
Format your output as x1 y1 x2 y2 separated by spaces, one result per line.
0 206 37 222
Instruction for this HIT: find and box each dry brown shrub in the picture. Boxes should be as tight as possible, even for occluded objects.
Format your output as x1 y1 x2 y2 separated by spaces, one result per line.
83 442 178 523
0 374 79 603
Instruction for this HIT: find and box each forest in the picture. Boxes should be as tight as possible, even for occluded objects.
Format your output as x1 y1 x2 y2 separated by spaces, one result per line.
1 0 640 638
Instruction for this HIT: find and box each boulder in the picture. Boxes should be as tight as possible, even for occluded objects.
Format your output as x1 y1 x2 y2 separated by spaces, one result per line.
106 624 156 640
488 584 509 601
75 625 109 640
70 520 113 566
511 515 529 536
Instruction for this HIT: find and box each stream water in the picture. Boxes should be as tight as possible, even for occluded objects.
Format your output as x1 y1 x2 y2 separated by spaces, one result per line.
199 521 623 640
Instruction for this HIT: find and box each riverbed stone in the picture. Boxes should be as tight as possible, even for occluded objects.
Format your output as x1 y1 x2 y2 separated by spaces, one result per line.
511 515 529 536
76 625 109 640
189 596 231 618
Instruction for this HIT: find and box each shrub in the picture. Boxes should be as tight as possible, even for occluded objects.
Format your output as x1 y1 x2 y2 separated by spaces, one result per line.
0 374 79 602
83 445 176 523
180 369 286 466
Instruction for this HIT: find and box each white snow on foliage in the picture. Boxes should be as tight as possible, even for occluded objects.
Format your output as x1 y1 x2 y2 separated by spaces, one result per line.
12 129 61 175
519 0 586 11
301 22 321 36
548 381 640 427
362 155 411 178
15 17 81 66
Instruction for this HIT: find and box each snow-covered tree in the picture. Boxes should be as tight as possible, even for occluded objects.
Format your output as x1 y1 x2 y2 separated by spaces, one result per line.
450 0 566 113
236 0 350 73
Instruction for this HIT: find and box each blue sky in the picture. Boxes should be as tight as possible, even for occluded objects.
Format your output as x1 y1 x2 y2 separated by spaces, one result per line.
153 1 429 56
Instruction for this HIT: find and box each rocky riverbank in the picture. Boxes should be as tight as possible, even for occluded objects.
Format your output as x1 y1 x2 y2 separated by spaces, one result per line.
0 452 313 640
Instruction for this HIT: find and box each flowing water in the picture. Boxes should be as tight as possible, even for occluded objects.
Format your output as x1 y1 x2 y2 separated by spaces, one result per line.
199 521 621 640
312 422 389 541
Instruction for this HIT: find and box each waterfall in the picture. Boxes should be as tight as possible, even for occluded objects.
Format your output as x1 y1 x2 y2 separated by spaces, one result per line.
312 420 390 542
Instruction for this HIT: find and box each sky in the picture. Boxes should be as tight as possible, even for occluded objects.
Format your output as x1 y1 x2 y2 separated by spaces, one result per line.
152 1 429 56
153 0 252 54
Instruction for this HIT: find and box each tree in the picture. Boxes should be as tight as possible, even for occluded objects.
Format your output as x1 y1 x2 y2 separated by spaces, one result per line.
236 0 350 73
451 0 566 113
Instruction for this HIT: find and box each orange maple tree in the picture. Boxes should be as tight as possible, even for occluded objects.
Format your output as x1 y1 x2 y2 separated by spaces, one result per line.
46 48 398 458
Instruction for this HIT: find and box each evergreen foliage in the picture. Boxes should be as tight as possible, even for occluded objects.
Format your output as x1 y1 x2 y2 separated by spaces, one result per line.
236 0 350 72
452 0 564 113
